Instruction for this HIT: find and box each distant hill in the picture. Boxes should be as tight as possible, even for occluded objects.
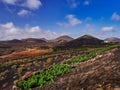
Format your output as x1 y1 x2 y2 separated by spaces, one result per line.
22 38 46 43
0 38 47 44
105 37 120 43
66 34 104 47
50 35 74 42
3 39 23 44
57 39 68 44
55 35 104 49
40 38 48 42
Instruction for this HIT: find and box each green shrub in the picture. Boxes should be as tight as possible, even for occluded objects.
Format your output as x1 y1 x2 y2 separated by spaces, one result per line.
17 64 71 89
66 45 119 64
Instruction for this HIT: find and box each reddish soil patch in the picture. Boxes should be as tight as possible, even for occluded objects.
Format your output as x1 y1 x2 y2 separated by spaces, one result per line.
0 49 52 59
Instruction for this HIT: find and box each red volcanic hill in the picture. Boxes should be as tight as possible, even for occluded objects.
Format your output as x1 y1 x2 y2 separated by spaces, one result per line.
50 35 74 42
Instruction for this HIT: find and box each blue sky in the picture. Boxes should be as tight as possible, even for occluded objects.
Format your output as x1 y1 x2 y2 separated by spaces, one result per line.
0 0 120 40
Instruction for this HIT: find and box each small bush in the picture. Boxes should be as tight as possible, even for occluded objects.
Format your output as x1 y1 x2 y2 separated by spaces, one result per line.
17 64 71 89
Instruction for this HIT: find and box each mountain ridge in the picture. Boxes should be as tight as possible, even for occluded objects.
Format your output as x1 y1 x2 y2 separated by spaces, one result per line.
105 37 120 43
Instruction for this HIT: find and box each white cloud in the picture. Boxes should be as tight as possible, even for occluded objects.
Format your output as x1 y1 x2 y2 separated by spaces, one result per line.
0 22 64 40
2 0 42 10
22 0 42 10
1 0 42 16
83 1 90 6
17 9 30 16
67 0 79 8
2 0 17 5
111 12 120 21
66 0 90 8
101 26 116 32
28 26 41 33
57 14 82 27
1 22 14 29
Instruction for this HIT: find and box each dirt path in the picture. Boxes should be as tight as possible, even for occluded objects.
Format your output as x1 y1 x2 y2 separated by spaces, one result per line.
36 48 120 90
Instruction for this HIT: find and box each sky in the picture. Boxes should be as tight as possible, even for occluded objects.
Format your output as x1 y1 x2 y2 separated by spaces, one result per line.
0 0 120 40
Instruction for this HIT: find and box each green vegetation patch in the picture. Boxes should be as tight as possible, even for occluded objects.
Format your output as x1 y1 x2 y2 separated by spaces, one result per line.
66 45 120 64
66 52 95 64
17 64 71 90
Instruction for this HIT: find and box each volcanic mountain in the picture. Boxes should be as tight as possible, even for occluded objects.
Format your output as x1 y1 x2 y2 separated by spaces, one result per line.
22 38 46 43
105 37 120 43
3 39 23 44
56 35 104 49
51 35 74 42
40 38 48 42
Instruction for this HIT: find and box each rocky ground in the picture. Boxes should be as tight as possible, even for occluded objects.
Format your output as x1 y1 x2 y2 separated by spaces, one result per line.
34 48 120 90
5 47 120 90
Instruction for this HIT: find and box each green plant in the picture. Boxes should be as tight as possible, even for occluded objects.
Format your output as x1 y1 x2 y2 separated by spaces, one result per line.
66 52 95 64
66 45 120 64
17 64 71 89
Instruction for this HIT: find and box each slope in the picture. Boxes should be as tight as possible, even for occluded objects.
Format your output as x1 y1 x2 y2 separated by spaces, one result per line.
39 47 120 90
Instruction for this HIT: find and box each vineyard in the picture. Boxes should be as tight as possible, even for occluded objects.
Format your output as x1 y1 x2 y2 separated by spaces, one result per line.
0 46 98 89
0 44 120 90
16 45 120 89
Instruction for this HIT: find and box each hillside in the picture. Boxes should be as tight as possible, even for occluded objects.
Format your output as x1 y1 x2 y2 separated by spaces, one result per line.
1 44 120 90
105 37 120 43
69 34 104 46
22 38 46 43
3 39 23 44
55 35 104 49
57 39 68 44
50 35 74 42
39 48 120 90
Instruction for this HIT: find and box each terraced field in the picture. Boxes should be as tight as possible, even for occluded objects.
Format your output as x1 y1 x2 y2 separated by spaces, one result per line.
16 45 120 90
39 46 120 90
0 44 120 90
0 47 97 90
